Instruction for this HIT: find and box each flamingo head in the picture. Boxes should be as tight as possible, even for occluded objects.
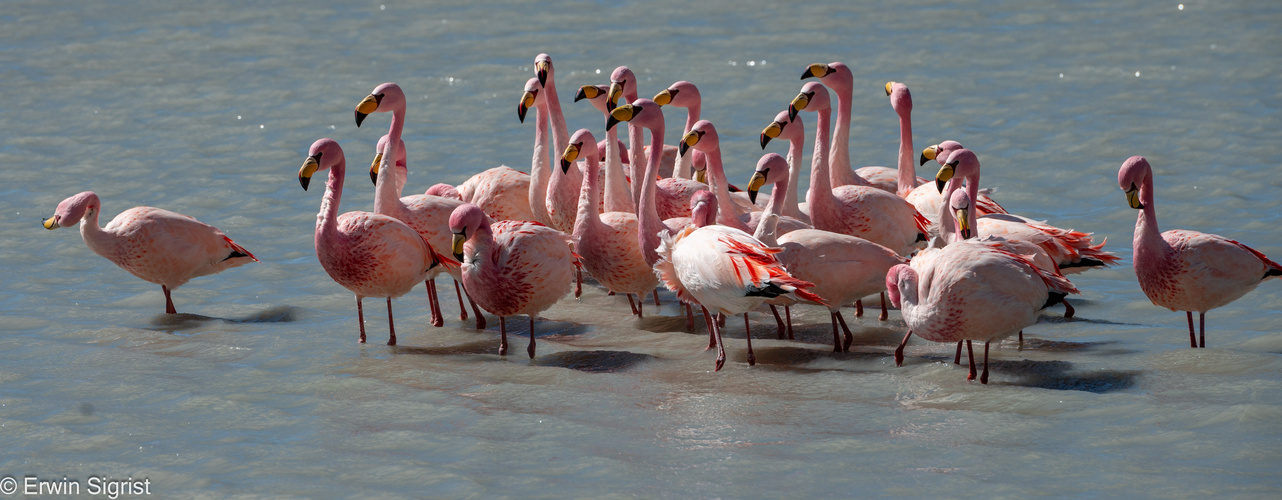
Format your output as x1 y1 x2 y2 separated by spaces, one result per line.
653 80 700 108
43 191 100 230
517 77 542 123
886 82 912 115
690 190 718 228
921 140 964 166
355 82 404 127
299 138 344 191
606 98 659 133
534 53 552 87
1118 156 1152 210
885 264 916 309
562 128 599 175
934 148 976 193
949 189 974 240
448 203 492 262
760 109 799 149
788 81 830 121
748 153 788 205
606 66 635 112
575 84 612 114
369 134 408 186
678 119 718 158
691 150 708 183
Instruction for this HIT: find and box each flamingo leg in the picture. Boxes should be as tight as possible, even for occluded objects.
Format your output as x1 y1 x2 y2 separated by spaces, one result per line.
703 309 724 371
855 299 864 318
454 280 468 321
954 341 963 365
1062 298 1075 319
1186 311 1197 348
685 303 694 331
499 316 508 356
829 312 842 352
425 280 443 328
162 285 177 314
743 313 755 366
627 294 639 316
770 305 786 339
467 293 486 330
980 341 991 384
1018 331 1024 350
638 293 644 318
879 292 888 321
527 315 537 359
386 297 397 346
702 306 716 350
966 341 977 381
837 311 854 352
652 289 661 306
784 306 794 340
355 296 366 344
1199 312 1206 348
575 265 582 298
894 330 912 366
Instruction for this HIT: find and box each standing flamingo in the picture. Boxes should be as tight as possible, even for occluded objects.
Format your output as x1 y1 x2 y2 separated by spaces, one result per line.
575 83 635 214
450 203 580 358
913 140 1006 228
653 81 702 179
562 129 660 316
759 109 811 223
606 67 678 188
886 239 1079 384
520 76 581 233
43 192 257 314
1119 155 1282 348
296 138 446 345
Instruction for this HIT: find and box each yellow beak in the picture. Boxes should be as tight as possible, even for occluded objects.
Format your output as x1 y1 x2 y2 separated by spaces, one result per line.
747 171 767 204
935 163 955 193
368 152 383 186
760 121 782 149
694 168 707 184
43 216 59 230
451 233 466 262
885 81 896 96
1126 187 1143 209
653 88 673 106
920 145 938 166
299 156 320 191
354 94 379 127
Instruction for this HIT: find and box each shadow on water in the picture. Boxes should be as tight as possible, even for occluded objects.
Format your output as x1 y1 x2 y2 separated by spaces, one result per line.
146 305 301 333
747 346 889 374
914 354 1141 393
389 340 501 357
532 350 656 373
1038 314 1144 326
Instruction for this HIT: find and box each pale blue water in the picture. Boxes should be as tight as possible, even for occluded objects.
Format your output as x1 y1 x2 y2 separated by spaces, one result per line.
2 0 1281 497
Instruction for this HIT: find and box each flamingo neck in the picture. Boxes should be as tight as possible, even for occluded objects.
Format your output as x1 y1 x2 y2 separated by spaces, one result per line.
673 105 700 178
77 197 108 250
807 108 839 228
317 158 345 241
896 111 916 197
469 222 500 271
707 147 750 230
572 152 604 245
1133 175 1168 266
627 118 646 207
828 82 865 187
785 132 805 220
373 144 408 220
602 125 635 213
544 77 569 158
637 123 666 267
527 103 552 226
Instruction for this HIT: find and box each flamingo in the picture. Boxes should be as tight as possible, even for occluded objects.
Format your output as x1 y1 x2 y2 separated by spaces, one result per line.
653 81 702 179
449 203 580 358
886 238 1079 384
654 193 826 371
353 83 486 329
606 67 678 190
1118 155 1282 348
750 153 907 350
42 192 257 314
759 109 811 223
574 83 635 214
785 82 930 256
679 120 786 230
912 140 1006 228
562 128 660 317
519 77 581 233
296 138 446 345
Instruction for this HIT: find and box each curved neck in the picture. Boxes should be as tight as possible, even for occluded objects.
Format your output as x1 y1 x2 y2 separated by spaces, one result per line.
895 111 916 197
77 199 107 247
673 105 701 178
373 143 408 219
318 157 346 239
527 104 552 225
1133 174 1165 257
637 123 666 266
706 147 750 231
572 152 604 244
545 78 569 159
603 123 635 213
829 83 863 187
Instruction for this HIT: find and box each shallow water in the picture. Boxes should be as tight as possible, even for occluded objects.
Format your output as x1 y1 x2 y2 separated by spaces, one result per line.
3 0 1281 497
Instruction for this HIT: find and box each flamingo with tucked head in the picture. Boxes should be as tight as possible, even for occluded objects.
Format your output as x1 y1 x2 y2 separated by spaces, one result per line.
1119 155 1282 348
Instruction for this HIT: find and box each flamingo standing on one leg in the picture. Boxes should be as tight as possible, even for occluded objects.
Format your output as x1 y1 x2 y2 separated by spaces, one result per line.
43 192 257 315
295 138 446 345
1119 155 1282 348
450 203 580 358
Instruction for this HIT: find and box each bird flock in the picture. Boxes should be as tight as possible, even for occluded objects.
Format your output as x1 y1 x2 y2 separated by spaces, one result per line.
43 54 1282 384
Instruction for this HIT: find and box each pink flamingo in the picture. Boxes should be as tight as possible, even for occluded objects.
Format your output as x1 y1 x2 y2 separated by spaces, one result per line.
575 83 635 214
759 109 811 224
786 81 930 256
297 138 448 345
449 203 581 358
654 192 826 371
653 81 702 179
679 120 792 232
519 76 581 233
886 239 1079 384
1119 155 1282 348
913 140 1007 227
606 67 678 189
563 128 660 316
43 192 257 314
353 83 486 329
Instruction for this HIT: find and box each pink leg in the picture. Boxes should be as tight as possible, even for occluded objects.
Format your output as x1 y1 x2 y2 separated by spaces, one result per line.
162 285 177 314
454 280 468 321
425 280 443 328
355 296 367 344
954 341 963 365
702 306 716 350
608 290 615 296
1062 298 1075 319
627 294 640 316
1186 311 1197 348
1199 312 1206 348
829 312 842 352
652 289 661 307
743 313 755 366
980 341 991 384
386 297 397 346
966 341 977 381
527 315 537 359
855 299 864 318
770 305 786 339
498 317 508 356
685 303 695 331
704 309 725 371
894 330 912 366
836 311 854 352
879 292 888 321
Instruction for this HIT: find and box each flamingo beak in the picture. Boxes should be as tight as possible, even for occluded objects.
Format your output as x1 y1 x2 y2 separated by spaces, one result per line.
451 232 466 262
535 61 549 87
42 215 60 230
606 104 635 132
694 168 707 185
574 85 599 103
800 63 829 80
788 92 811 121
920 145 938 166
885 81 896 96
299 155 320 191
678 129 702 158
955 208 972 239
606 81 624 112
760 121 782 149
935 163 955 193
355 94 380 127
517 90 536 123
1125 185 1143 209
652 88 675 106
561 144 580 175
747 170 767 205
368 152 383 186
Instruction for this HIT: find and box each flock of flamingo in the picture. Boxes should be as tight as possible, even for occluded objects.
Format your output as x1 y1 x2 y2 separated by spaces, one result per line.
42 54 1282 384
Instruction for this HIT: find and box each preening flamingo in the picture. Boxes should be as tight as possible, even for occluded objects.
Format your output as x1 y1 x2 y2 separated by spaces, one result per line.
296 138 446 345
563 128 660 317
886 239 1078 384
450 203 580 358
43 192 257 314
1118 155 1282 348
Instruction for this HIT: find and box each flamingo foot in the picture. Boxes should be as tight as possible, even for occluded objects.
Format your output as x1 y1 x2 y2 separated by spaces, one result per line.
454 280 468 321
830 313 842 353
836 312 853 352
855 299 864 318
966 340 977 381
386 297 397 346
627 294 640 316
894 330 912 367
980 342 990 384
527 316 537 359
162 285 177 314
879 292 888 321
1063 298 1075 319
426 280 443 328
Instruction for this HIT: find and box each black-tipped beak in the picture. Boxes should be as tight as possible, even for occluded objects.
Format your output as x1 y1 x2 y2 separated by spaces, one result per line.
355 111 368 127
43 216 59 230
299 154 320 191
517 103 528 123
1126 185 1144 209
935 179 946 193
606 115 620 132
920 152 931 166
760 133 771 149
678 141 689 158
536 66 548 88
574 87 587 102
354 93 380 127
